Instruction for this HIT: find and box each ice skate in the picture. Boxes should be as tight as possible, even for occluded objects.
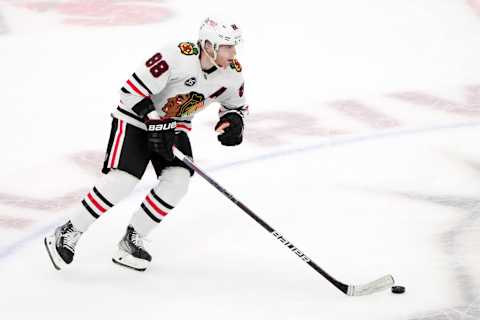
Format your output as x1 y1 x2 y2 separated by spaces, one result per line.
44 221 83 270
112 225 152 271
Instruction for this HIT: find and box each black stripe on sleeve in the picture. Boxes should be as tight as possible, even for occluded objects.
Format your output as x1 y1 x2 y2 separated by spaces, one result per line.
92 187 114 208
150 190 174 210
117 107 145 123
209 87 227 99
82 200 100 219
121 87 131 94
132 73 153 95
141 203 162 223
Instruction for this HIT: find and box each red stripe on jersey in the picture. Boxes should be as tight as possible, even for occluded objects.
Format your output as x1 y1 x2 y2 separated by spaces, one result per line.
127 80 146 97
146 196 168 217
110 120 124 167
176 124 191 131
87 193 107 213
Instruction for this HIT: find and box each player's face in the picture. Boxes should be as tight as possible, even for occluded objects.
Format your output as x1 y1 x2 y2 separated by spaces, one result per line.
215 44 237 68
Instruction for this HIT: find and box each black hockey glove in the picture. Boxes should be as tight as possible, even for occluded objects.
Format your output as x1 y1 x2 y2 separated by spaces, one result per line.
214 113 244 146
145 118 176 161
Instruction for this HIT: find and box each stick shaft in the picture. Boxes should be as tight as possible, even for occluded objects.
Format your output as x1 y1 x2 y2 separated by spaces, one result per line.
173 147 349 294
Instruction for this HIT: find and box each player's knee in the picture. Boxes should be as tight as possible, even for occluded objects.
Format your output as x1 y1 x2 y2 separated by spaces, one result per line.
96 169 139 204
156 167 191 205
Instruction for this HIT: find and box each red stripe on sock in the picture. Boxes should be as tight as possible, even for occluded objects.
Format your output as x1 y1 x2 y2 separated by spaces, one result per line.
145 196 168 217
87 193 107 213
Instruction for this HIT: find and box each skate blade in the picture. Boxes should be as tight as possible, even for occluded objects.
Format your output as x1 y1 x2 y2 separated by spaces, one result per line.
112 258 147 272
112 249 149 272
44 236 62 271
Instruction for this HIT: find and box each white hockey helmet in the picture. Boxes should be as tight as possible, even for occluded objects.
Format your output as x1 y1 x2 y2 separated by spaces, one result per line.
198 17 242 51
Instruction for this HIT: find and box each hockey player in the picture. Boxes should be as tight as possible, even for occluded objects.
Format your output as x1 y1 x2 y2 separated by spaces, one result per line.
44 17 248 271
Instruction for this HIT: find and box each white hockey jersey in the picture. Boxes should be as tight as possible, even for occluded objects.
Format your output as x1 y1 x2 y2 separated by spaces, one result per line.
112 41 248 133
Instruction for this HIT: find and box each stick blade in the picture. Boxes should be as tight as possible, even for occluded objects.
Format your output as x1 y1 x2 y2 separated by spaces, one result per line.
347 274 395 296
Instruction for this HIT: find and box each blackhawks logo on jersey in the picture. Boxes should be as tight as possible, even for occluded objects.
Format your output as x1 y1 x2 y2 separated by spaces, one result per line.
178 42 199 56
162 92 206 117
230 58 242 72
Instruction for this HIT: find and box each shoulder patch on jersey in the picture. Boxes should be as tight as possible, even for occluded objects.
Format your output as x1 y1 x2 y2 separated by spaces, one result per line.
178 42 199 56
230 59 242 72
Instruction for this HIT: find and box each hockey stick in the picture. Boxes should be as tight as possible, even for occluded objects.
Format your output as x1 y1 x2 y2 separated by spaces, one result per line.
173 147 394 296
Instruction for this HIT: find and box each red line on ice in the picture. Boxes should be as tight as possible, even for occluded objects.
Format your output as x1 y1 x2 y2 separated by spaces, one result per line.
468 0 480 15
328 100 401 129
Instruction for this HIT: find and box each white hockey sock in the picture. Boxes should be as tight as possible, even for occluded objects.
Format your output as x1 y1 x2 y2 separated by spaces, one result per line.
70 170 139 232
130 167 190 236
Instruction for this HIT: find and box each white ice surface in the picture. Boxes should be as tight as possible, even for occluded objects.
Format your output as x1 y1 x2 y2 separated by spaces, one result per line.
0 1 480 319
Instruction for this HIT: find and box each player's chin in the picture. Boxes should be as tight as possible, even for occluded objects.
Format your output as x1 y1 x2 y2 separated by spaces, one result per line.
218 62 229 69
219 59 233 67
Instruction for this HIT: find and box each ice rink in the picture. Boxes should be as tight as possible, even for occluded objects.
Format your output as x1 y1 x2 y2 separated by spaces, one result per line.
1 0 480 319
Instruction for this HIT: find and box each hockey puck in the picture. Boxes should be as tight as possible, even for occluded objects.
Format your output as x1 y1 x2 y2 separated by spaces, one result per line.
391 286 406 294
